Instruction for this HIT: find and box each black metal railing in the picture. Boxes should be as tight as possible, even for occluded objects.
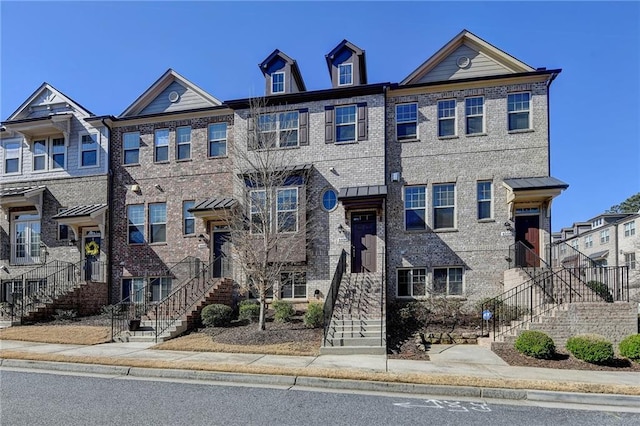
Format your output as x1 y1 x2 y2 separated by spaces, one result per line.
110 285 149 339
508 241 550 273
548 241 596 269
323 250 346 346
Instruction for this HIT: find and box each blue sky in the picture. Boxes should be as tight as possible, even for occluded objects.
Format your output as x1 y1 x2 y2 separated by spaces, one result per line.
1 1 639 231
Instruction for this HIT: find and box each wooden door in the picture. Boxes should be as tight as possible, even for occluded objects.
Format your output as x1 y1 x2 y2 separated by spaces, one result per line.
515 215 540 267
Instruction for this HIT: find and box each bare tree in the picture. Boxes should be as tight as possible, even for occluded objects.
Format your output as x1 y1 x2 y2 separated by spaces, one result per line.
229 98 316 330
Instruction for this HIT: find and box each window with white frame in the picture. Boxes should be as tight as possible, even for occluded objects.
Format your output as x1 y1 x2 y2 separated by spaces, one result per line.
584 235 593 248
507 92 531 131
208 123 227 157
122 277 145 303
437 99 456 137
57 208 69 240
123 132 140 165
404 186 426 231
11 211 41 265
592 218 603 228
624 221 636 237
277 188 298 232
272 72 285 94
433 183 455 229
625 253 636 269
250 189 267 234
32 139 47 171
150 277 172 301
51 138 65 169
396 103 418 141
280 271 306 298
258 112 299 148
465 97 484 134
477 181 492 220
600 229 610 244
149 203 167 243
3 140 21 174
335 105 357 142
397 268 426 297
183 201 195 235
338 63 353 86
433 267 463 295
127 205 144 244
80 134 98 167
176 126 191 160
571 239 579 250
321 188 338 212
154 129 169 162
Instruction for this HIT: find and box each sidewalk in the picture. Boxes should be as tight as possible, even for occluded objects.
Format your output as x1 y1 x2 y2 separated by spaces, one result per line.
2 339 639 408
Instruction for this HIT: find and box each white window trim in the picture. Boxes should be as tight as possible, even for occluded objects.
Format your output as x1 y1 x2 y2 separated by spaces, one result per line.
278 271 307 299
258 112 300 148
465 96 485 135
78 131 100 169
276 187 298 233
507 92 532 131
437 99 457 138
208 123 227 158
148 203 167 244
584 235 593 248
127 204 145 244
404 185 427 231
176 126 192 161
432 266 464 296
10 211 42 265
2 139 23 175
32 137 66 173
477 180 492 220
624 221 636 237
335 104 357 143
123 132 140 165
433 183 457 230
396 268 427 298
320 188 338 212
338 63 353 86
183 200 195 235
600 229 610 244
272 71 285 94
396 103 418 141
154 129 170 163
250 189 268 234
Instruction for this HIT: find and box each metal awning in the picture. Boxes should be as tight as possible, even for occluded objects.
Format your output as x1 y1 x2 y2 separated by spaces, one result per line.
52 204 108 240
589 250 609 260
0 186 46 214
189 198 237 222
503 176 568 217
338 185 387 199
503 176 569 191
52 204 107 219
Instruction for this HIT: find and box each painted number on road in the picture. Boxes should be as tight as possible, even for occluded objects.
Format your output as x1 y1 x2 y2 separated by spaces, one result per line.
394 400 491 412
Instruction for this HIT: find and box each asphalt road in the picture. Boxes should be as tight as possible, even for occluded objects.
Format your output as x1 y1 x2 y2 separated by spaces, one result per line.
1 370 639 426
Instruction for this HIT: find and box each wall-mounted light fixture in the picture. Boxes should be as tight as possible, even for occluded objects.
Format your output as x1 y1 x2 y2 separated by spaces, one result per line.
68 239 77 247
1 265 9 274
391 171 401 182
130 184 140 193
154 184 164 192
314 289 321 299
337 224 344 233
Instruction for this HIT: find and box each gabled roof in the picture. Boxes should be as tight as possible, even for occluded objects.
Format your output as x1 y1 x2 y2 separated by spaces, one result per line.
325 39 367 84
119 69 221 117
6 83 94 121
258 49 306 91
401 29 535 85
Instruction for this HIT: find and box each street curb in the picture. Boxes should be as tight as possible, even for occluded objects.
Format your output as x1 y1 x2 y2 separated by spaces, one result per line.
2 359 131 376
128 367 297 386
526 390 640 408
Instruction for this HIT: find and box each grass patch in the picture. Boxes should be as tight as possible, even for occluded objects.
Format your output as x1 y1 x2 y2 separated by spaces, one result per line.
0 326 111 345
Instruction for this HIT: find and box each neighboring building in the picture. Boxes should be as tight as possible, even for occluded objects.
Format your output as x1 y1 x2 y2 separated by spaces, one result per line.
1 83 109 303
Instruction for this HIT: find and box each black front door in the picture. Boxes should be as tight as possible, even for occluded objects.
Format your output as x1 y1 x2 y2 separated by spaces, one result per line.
212 232 231 278
351 212 377 273
83 234 101 281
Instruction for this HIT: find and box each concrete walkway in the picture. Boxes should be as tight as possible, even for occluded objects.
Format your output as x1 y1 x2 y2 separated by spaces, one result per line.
2 339 639 407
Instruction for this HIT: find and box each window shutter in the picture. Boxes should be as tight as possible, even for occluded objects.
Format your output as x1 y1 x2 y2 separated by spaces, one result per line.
324 106 334 144
357 103 367 141
247 114 256 150
298 108 309 146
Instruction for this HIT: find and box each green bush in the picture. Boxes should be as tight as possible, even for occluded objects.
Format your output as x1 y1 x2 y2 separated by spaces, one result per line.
585 281 613 303
619 334 640 362
201 304 233 327
53 309 77 321
303 303 324 328
238 300 260 323
566 334 614 364
272 300 295 323
514 330 556 359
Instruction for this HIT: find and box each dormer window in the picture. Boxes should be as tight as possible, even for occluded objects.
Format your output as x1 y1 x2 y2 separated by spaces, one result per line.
339 63 353 86
272 72 285 94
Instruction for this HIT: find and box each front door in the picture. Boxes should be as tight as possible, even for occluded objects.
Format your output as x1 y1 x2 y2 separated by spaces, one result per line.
83 231 101 281
515 215 540 267
212 231 231 278
351 212 377 273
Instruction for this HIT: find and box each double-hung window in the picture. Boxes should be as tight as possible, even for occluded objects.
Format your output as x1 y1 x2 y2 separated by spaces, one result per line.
280 272 306 298
32 137 65 171
338 63 353 86
183 201 195 235
465 97 484 134
80 134 98 167
433 183 456 229
277 188 298 232
176 126 191 160
208 123 227 157
272 72 285 94
258 112 299 148
250 190 267 234
437 100 456 137
571 239 579 250
57 208 69 240
51 138 65 169
33 140 47 171
122 277 145 303
600 229 610 244
396 103 418 141
477 181 492 220
433 267 463 295
624 221 636 237
123 132 140 165
625 253 636 269
397 268 426 297
335 105 357 143
584 235 593 248
3 141 21 174
154 129 169 162
508 92 531 131
127 205 144 244
404 186 426 231
150 277 172 301
149 203 167 243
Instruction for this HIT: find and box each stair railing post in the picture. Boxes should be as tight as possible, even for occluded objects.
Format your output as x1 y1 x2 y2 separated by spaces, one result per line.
529 284 533 322
155 304 158 343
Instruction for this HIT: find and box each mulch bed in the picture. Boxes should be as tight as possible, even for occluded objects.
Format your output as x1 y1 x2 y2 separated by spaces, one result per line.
200 318 323 346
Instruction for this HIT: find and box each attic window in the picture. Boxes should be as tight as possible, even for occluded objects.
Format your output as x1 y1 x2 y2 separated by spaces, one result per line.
272 72 285 94
168 91 180 103
339 63 353 86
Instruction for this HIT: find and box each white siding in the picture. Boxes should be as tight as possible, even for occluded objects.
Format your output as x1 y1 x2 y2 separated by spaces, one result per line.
139 81 214 115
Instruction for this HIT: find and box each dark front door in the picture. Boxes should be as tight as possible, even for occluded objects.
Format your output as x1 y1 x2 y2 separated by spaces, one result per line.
351 212 377 273
515 215 540 267
212 232 231 278
83 233 101 281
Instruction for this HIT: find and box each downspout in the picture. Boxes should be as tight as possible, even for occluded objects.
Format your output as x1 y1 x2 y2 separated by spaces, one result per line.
383 84 389 370
102 117 114 304
545 72 559 264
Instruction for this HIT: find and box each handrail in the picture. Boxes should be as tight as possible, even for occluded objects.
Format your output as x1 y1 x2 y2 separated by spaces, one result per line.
508 241 550 275
323 250 347 346
548 241 596 269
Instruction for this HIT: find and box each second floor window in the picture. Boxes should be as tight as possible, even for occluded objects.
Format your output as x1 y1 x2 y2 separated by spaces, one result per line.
154 129 169 162
258 112 299 148
250 189 267 234
33 140 47 171
176 127 191 160
272 72 284 94
600 229 610 244
183 201 195 235
127 205 144 244
208 123 227 157
624 221 636 237
32 137 65 171
584 235 593 248
81 134 98 167
396 103 418 141
404 186 426 231
437 100 456 137
465 97 484 134
508 92 531 131
149 203 167 243
477 181 492 220
123 132 140 165
3 141 21 174
433 183 455 229
277 188 298 232
338 63 353 86
335 105 357 143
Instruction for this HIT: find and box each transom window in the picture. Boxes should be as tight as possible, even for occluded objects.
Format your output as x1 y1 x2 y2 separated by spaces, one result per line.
123 132 140 165
272 72 285 94
258 112 299 148
127 205 144 244
508 92 531 131
600 229 610 244
404 186 426 231
465 97 484 134
280 271 306 298
433 267 463 295
176 126 191 160
183 201 195 235
149 203 167 243
3 141 21 174
277 188 298 232
477 181 492 220
397 268 426 297
437 100 456 137
396 103 418 141
32 137 65 171
154 129 169 162
624 221 636 237
321 188 338 212
433 183 456 229
208 123 227 157
81 134 98 167
335 105 357 143
338 63 353 86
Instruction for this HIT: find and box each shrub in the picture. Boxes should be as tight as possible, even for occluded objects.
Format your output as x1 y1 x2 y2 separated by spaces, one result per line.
201 304 233 327
53 309 77 321
272 300 294 323
566 334 614 364
619 334 640 362
238 300 260 323
303 303 324 328
514 330 556 359
585 281 613 303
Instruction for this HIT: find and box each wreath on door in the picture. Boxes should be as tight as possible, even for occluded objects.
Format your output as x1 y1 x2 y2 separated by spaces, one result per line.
85 241 100 256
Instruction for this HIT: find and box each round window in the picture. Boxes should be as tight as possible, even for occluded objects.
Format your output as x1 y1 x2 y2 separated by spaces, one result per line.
322 189 338 211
